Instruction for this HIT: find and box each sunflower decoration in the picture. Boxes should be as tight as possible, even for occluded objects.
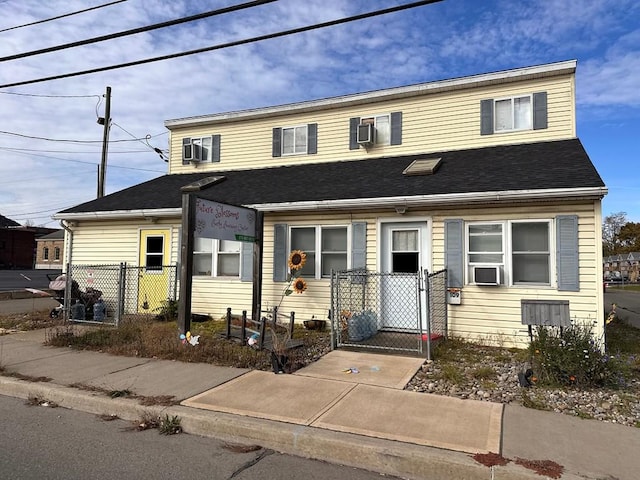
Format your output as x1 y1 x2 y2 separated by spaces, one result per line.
292 278 307 294
288 250 307 271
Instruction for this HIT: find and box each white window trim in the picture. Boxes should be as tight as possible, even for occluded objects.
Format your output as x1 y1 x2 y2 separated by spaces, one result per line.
194 238 241 278
191 136 213 162
289 224 350 279
360 113 391 146
465 219 555 287
281 124 308 156
494 94 532 133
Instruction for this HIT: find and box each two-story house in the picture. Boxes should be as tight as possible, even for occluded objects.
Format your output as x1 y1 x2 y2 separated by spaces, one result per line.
53 59 607 347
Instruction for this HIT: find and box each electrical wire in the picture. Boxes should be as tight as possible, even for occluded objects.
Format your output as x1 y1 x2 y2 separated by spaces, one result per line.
0 148 167 173
0 0 443 89
0 0 277 62
0 129 152 143
0 91 100 98
0 0 127 34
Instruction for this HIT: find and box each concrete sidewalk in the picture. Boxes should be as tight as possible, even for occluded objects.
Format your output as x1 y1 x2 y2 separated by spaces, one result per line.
1 328 639 479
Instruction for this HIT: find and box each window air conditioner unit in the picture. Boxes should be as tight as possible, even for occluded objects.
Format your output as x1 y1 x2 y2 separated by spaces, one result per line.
473 266 501 286
357 123 374 145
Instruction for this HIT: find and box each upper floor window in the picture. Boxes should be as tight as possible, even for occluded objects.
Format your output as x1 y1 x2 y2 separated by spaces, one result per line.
480 92 547 135
182 135 221 164
193 238 241 277
350 112 402 150
495 95 531 132
54 247 61 261
43 247 49 260
272 123 317 157
282 125 308 155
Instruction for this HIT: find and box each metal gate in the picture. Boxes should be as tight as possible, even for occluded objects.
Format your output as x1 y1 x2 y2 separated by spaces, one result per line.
330 269 447 359
61 263 177 326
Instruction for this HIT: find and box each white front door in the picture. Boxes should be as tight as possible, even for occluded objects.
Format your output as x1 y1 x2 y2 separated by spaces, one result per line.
380 222 429 331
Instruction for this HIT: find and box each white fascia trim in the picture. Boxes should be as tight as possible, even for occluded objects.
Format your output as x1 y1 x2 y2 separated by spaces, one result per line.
52 208 182 221
165 60 577 129
247 186 607 212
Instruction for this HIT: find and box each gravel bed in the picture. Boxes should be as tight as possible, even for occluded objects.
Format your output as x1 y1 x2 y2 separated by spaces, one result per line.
405 349 640 427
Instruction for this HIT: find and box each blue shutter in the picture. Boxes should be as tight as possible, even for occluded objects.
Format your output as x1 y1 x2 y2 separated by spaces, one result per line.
533 92 548 130
273 224 288 282
349 117 360 150
272 128 282 157
390 111 402 145
556 215 579 291
445 219 464 288
307 123 317 154
351 222 367 270
480 99 494 135
240 241 253 282
211 134 221 163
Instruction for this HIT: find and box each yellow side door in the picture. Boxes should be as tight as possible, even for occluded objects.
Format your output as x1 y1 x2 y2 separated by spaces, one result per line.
138 229 171 314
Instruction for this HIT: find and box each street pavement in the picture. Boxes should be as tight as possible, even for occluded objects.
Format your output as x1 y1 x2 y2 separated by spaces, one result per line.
1 298 639 479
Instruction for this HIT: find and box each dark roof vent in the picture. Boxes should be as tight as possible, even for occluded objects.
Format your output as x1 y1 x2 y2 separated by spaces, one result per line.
403 157 442 176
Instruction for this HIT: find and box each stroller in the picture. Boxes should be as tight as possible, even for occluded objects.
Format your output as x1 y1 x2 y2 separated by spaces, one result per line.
47 273 104 321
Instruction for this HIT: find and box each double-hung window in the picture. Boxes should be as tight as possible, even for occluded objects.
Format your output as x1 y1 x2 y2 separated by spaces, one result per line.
43 247 49 260
282 125 308 155
182 135 221 164
272 123 317 157
511 221 550 284
290 226 348 278
360 114 390 145
495 95 532 132
54 247 61 261
193 238 241 277
466 220 551 286
481 92 547 135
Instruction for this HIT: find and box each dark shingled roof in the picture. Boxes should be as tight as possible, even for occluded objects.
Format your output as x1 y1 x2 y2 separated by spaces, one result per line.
0 214 20 227
59 139 604 215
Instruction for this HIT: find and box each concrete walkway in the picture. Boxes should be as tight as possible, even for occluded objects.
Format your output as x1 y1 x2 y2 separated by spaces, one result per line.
1 327 639 479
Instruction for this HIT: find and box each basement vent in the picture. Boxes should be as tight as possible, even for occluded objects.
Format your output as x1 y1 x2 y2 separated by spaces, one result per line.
403 157 442 176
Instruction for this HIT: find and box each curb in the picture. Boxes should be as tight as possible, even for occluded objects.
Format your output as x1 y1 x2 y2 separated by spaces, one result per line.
0 290 55 301
0 377 554 480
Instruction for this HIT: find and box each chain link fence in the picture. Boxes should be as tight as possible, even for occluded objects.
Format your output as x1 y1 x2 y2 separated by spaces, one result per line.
57 263 177 326
330 269 447 358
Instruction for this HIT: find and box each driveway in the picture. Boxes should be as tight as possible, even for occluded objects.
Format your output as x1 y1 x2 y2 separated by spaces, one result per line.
604 289 640 329
0 269 61 292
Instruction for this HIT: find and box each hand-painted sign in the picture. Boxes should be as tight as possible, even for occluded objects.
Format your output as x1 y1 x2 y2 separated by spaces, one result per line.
194 197 256 242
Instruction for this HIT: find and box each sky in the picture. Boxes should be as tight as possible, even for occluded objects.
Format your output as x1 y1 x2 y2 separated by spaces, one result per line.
0 0 638 228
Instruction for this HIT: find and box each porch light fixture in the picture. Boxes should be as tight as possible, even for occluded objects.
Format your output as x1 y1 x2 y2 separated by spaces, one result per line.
395 206 406 215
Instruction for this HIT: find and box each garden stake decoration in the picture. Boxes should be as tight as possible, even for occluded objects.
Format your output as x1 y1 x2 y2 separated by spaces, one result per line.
270 250 308 373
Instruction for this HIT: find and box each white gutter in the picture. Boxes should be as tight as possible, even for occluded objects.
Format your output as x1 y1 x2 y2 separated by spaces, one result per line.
248 187 608 212
52 208 181 221
53 187 606 220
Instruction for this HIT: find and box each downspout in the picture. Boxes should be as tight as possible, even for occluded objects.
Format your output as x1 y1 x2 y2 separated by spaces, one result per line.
59 220 73 271
59 220 74 320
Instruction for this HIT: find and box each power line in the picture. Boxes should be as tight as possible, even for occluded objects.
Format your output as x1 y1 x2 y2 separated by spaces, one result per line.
0 148 167 173
0 1 127 34
0 0 443 89
0 0 277 62
0 146 149 154
0 129 152 143
0 91 100 99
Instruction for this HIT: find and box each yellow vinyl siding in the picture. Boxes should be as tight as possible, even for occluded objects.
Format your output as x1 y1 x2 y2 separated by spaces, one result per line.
169 74 575 174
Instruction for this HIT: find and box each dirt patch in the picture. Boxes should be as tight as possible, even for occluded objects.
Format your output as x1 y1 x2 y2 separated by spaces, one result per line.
472 452 510 467
515 457 564 478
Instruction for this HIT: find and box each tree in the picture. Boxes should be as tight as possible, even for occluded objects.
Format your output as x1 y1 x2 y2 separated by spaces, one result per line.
616 222 640 253
602 212 628 256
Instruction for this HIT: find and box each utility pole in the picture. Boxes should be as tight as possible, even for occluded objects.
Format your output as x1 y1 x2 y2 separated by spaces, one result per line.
98 86 111 198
